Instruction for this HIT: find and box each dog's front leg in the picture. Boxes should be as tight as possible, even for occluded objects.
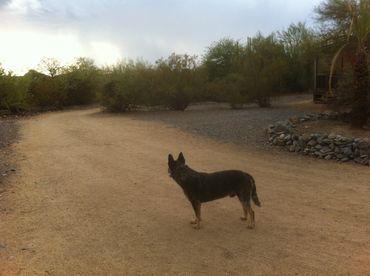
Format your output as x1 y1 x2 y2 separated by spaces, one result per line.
190 200 201 229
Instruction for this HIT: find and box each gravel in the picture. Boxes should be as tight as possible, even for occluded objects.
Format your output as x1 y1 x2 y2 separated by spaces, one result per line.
0 119 18 149
0 117 18 185
127 94 310 148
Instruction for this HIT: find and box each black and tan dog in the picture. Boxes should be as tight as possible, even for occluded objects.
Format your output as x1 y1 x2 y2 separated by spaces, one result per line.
168 152 261 229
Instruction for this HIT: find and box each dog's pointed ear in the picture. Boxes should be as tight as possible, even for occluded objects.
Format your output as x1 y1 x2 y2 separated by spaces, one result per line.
168 154 175 167
178 152 185 164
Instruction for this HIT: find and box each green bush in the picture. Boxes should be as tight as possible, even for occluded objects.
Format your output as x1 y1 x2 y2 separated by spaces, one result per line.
278 22 317 92
203 38 245 81
26 70 66 108
203 33 290 108
243 33 289 107
0 69 30 113
154 53 204 110
205 73 249 108
100 60 153 111
64 58 101 105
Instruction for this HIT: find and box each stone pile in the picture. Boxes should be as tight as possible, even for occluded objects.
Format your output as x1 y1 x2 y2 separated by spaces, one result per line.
267 112 370 166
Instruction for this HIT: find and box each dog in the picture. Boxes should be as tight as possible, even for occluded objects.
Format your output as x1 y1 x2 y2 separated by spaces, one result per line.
168 152 261 229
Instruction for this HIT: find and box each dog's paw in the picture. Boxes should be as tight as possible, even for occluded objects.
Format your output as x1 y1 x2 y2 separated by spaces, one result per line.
190 220 197 224
240 216 247 221
192 224 201 230
247 224 255 229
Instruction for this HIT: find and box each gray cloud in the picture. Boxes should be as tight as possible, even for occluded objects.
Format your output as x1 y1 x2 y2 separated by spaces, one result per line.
0 0 9 4
2 0 322 62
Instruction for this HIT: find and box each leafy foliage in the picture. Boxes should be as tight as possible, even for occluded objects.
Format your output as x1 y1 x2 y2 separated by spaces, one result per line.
100 60 153 112
26 69 66 108
278 22 318 92
203 33 293 108
154 53 204 110
203 38 245 81
38 58 63 78
0 68 30 113
64 57 100 105
100 54 205 111
243 33 289 107
316 0 370 127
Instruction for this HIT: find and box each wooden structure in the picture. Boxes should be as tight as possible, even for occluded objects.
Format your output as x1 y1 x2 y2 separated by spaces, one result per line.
313 36 351 103
313 56 342 103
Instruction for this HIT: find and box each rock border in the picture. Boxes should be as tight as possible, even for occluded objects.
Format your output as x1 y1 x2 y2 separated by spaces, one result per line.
267 112 370 166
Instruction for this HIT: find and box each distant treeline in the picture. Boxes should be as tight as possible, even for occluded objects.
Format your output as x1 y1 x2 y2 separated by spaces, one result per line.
0 22 318 113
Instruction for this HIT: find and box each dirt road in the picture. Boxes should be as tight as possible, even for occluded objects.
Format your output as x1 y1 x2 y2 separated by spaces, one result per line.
1 108 370 275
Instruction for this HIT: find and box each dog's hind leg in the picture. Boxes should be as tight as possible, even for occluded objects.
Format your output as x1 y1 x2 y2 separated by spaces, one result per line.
238 194 255 229
244 203 255 229
239 201 255 229
190 200 201 229
239 201 248 221
237 193 249 222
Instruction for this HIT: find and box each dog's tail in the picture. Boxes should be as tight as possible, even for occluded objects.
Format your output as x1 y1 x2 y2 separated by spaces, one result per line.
250 176 261 207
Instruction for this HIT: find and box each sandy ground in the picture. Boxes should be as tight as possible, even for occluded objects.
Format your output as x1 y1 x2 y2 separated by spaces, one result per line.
1 108 370 275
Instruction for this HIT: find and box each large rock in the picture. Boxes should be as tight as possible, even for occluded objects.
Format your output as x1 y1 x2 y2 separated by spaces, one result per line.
307 139 317 147
299 133 311 142
274 123 289 133
320 146 332 154
359 148 370 156
342 147 353 156
358 138 370 150
289 116 300 124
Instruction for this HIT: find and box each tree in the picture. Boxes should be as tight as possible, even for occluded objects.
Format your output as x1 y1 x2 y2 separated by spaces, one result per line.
244 33 289 107
64 57 100 105
278 22 318 92
26 69 66 108
38 58 63 78
100 59 153 112
0 66 30 113
316 0 370 127
202 38 245 81
155 53 202 110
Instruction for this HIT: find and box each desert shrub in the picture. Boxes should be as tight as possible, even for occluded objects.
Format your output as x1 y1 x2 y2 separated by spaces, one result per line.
224 74 250 108
203 38 245 81
0 72 30 113
154 53 204 110
278 22 318 92
203 34 291 108
63 58 101 105
28 58 102 108
202 38 247 106
100 60 153 111
26 70 66 108
205 73 249 108
243 33 289 107
100 54 206 112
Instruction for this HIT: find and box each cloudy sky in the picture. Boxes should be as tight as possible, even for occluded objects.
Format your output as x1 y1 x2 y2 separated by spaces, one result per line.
0 0 322 75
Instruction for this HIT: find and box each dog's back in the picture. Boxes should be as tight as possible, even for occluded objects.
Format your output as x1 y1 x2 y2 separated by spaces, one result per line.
171 165 260 206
